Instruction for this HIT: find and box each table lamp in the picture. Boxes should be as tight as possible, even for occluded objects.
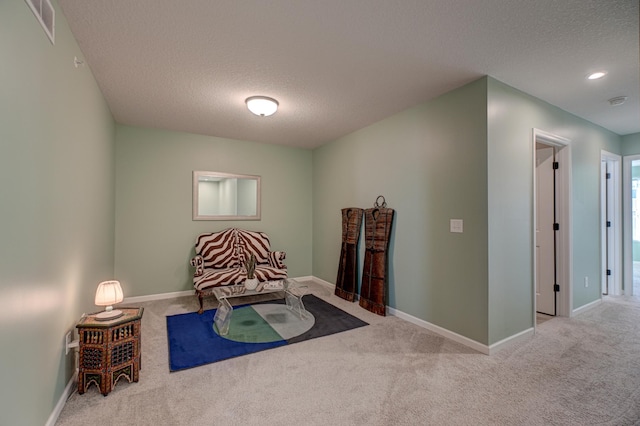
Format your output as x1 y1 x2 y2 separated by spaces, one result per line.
94 280 124 320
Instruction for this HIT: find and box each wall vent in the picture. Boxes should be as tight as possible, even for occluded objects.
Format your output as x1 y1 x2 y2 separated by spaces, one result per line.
25 0 55 45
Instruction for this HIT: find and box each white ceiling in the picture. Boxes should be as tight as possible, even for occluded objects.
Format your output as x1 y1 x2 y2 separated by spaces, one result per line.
58 0 639 149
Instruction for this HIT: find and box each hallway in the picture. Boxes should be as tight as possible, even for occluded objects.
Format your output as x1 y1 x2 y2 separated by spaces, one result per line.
632 261 640 295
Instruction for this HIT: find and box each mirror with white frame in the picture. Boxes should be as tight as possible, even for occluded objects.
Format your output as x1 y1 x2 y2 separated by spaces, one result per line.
192 171 261 220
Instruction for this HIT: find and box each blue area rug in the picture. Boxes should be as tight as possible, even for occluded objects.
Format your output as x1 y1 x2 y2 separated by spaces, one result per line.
166 294 368 372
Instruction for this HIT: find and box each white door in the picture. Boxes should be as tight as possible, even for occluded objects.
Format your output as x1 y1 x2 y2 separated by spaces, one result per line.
601 161 615 294
601 152 622 296
536 146 556 315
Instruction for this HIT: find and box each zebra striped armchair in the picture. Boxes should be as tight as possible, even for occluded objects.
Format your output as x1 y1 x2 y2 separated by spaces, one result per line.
190 228 287 313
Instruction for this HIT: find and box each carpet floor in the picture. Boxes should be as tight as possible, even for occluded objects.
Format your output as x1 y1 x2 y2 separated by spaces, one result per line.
166 294 368 371
56 280 640 426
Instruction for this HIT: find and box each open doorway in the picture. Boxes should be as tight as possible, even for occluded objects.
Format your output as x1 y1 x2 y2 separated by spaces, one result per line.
535 144 556 317
623 155 640 296
532 129 572 328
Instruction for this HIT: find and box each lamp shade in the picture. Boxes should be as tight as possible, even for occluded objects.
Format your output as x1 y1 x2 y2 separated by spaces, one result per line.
95 280 123 308
94 280 124 320
245 96 278 117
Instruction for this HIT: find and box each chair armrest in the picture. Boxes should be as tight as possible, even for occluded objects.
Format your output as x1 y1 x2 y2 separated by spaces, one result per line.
268 251 286 269
190 255 204 276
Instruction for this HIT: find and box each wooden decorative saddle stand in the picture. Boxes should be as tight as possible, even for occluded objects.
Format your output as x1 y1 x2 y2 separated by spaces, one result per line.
335 196 395 316
335 207 363 302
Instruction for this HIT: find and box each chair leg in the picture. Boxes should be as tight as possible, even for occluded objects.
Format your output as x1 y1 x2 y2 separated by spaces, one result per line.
197 292 204 314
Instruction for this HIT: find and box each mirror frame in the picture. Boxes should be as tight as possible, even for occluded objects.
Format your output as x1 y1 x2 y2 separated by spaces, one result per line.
192 171 261 221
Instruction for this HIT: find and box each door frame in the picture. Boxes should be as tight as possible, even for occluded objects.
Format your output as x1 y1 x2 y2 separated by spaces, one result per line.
623 154 640 296
532 129 572 330
601 151 622 296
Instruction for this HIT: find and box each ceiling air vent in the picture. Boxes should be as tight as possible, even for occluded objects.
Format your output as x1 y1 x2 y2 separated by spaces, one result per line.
25 0 55 45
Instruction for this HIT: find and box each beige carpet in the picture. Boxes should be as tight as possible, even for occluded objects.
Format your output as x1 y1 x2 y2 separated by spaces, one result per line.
56 281 640 426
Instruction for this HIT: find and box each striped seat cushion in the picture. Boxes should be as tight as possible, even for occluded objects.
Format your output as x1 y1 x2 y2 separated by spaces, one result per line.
194 267 244 291
194 265 288 291
254 264 288 282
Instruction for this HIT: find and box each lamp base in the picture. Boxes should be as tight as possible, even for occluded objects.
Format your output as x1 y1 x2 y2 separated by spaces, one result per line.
95 309 124 321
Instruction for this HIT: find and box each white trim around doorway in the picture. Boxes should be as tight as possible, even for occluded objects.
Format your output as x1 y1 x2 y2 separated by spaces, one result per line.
532 129 573 330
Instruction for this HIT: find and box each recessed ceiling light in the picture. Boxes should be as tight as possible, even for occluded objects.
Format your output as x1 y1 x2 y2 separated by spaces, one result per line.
587 71 607 80
245 96 279 117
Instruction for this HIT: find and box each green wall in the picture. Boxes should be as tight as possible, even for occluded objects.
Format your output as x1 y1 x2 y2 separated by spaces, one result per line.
621 132 640 155
486 78 621 343
314 76 623 346
2 2 631 420
0 2 115 425
313 78 489 344
114 126 313 297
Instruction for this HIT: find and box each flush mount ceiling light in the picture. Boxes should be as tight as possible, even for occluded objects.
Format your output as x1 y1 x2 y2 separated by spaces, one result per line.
245 96 279 117
587 71 607 80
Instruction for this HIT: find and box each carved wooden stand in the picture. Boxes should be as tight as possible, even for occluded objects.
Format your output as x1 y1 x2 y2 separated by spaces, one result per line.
76 307 143 396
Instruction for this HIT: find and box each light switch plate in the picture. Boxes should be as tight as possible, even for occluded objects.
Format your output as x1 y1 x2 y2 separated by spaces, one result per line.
450 219 463 233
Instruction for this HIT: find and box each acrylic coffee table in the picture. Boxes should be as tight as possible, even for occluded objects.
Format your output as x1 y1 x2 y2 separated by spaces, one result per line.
211 278 309 335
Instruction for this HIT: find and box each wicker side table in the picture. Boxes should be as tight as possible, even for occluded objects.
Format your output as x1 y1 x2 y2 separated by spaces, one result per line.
76 307 143 396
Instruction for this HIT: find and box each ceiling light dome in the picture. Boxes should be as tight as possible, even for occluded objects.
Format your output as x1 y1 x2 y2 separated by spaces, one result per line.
587 71 607 80
245 96 279 117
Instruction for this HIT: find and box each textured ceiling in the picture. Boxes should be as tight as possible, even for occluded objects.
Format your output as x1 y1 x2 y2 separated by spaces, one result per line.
58 0 639 149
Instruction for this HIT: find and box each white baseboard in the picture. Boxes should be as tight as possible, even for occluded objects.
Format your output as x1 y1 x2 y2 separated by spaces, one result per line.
572 297 602 316
122 276 325 304
127 276 529 356
387 306 491 354
488 327 535 355
387 305 534 355
45 371 77 426
310 275 533 355
123 289 194 304
305 276 335 289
